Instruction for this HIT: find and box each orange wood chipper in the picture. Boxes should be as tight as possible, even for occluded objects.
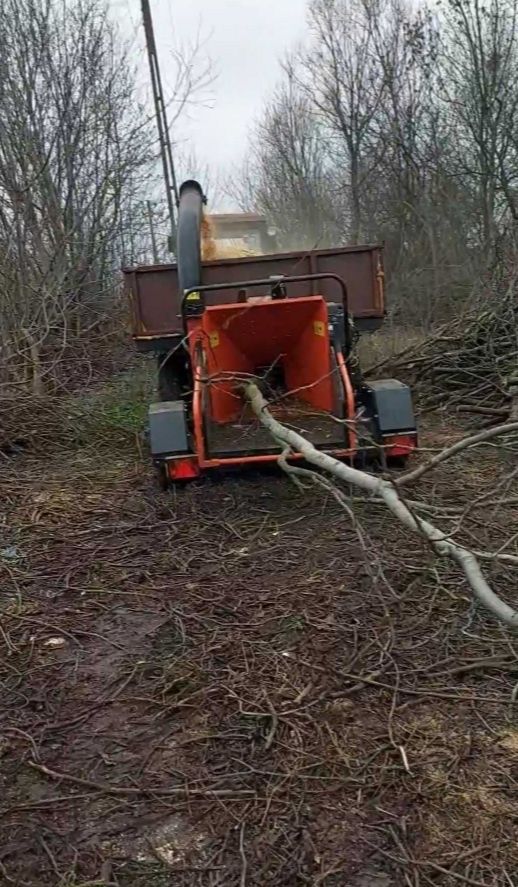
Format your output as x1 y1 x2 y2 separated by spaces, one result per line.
124 181 417 485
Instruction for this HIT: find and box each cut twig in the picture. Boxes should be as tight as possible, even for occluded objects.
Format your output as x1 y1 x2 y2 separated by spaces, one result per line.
27 759 256 799
397 421 518 486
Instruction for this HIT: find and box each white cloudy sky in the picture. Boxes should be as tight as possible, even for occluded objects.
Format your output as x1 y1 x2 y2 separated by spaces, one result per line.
114 0 309 202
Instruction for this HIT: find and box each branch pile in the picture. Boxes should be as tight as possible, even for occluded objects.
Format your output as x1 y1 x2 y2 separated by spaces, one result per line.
371 276 518 418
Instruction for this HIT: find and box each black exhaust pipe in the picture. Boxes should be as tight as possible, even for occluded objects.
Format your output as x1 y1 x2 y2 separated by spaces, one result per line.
177 179 205 296
157 180 205 400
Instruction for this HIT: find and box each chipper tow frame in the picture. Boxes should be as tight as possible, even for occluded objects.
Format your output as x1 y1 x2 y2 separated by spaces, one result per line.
125 181 417 485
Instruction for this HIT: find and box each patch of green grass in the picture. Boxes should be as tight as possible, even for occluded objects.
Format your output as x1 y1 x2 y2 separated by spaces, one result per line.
271 613 307 648
278 614 306 633
64 365 155 450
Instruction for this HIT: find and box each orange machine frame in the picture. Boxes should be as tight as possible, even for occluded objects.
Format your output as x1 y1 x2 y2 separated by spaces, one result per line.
162 273 415 481
164 299 358 481
189 351 356 472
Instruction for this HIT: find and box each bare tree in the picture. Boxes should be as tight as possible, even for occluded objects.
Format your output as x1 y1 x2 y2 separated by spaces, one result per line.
439 0 518 255
0 0 212 393
235 0 518 328
233 71 341 249
0 0 153 391
294 0 394 243
361 0 480 326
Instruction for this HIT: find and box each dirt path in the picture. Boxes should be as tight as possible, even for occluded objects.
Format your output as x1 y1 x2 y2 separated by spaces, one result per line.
1 420 518 886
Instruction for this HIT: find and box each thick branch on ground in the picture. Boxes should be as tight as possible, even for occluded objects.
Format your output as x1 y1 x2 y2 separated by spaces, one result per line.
243 382 518 628
397 421 518 486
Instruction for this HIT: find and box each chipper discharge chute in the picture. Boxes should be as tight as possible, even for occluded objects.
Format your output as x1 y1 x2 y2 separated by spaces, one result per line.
124 180 417 485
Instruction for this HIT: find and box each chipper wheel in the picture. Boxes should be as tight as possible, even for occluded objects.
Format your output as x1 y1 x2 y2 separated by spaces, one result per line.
157 354 182 402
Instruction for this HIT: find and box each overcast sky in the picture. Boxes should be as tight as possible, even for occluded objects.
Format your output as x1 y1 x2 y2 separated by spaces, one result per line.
115 0 309 203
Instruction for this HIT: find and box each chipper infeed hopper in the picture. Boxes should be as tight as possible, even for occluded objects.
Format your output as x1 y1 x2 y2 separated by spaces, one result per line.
124 180 417 484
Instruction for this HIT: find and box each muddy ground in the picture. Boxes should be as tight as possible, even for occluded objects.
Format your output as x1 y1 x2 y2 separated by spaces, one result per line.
1 397 518 886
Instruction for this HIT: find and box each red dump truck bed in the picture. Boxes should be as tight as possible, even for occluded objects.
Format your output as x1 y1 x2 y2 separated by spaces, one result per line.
124 243 385 350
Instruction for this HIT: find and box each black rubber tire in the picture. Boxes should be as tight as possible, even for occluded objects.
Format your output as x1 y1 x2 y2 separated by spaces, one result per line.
386 454 409 470
157 355 182 402
156 462 169 490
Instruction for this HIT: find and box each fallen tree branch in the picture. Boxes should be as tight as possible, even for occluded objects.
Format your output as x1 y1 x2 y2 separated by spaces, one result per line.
243 382 518 628
27 759 256 798
397 421 518 486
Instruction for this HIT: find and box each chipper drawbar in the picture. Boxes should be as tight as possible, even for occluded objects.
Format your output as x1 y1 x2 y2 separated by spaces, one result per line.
125 180 417 485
